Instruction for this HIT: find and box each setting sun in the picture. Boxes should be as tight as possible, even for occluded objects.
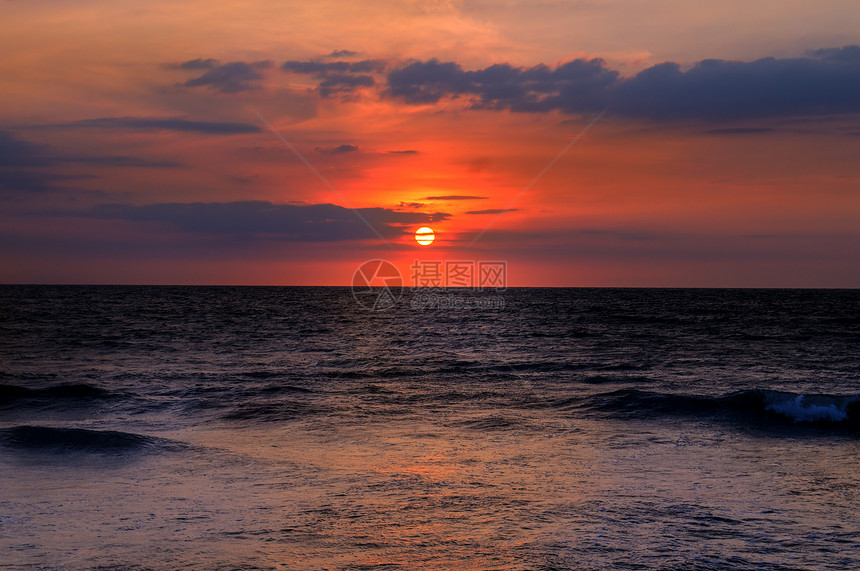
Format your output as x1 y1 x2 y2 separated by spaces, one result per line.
415 226 435 246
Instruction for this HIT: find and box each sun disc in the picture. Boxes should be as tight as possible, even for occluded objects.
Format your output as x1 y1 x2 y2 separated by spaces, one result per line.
415 226 435 246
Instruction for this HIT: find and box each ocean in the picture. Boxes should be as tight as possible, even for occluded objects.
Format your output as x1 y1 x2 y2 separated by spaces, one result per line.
1 286 858 570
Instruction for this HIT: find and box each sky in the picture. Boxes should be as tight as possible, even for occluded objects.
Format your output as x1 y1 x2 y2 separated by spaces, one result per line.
1 0 859 286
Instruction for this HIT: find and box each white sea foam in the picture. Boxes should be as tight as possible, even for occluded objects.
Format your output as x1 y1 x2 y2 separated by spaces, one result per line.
765 393 851 423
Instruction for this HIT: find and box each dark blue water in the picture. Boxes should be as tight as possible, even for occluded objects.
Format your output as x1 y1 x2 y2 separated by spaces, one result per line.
1 286 859 569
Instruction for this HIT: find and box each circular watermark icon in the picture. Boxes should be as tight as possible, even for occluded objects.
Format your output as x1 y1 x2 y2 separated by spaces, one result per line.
351 259 403 311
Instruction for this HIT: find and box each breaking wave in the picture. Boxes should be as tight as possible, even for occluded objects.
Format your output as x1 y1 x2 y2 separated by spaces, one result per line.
575 389 860 430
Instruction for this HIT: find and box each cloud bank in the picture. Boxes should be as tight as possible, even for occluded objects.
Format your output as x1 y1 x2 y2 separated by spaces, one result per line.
385 46 860 121
162 47 860 121
48 117 261 135
85 201 450 242
0 131 179 193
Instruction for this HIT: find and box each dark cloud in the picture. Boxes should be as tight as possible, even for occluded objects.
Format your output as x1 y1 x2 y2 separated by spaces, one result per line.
611 49 860 121
0 171 94 193
167 58 218 70
282 59 386 97
385 46 860 121
0 170 57 193
179 60 272 93
315 144 359 154
282 59 387 74
318 74 375 97
423 195 488 200
387 59 616 110
84 201 450 242
70 156 181 167
398 201 425 209
385 60 465 104
465 208 519 215
1 130 183 166
329 49 358 58
810 45 860 61
49 116 260 135
388 150 419 155
0 131 179 193
0 131 52 167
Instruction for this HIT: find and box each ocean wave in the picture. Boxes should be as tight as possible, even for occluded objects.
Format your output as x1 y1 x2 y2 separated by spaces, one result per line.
240 370 286 380
579 374 656 385
457 414 528 431
0 383 117 407
222 400 317 422
575 389 860 430
253 384 314 395
0 425 181 455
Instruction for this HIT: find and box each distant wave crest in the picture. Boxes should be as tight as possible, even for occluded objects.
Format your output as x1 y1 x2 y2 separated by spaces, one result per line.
576 389 860 430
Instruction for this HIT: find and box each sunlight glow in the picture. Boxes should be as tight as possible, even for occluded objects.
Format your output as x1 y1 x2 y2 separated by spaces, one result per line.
415 227 435 246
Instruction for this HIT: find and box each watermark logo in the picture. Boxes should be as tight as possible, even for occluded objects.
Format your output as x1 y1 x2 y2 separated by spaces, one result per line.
352 259 507 310
409 291 506 310
351 259 403 311
410 260 507 290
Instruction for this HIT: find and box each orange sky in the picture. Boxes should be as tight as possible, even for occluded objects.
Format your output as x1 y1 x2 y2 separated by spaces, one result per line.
1 1 859 286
